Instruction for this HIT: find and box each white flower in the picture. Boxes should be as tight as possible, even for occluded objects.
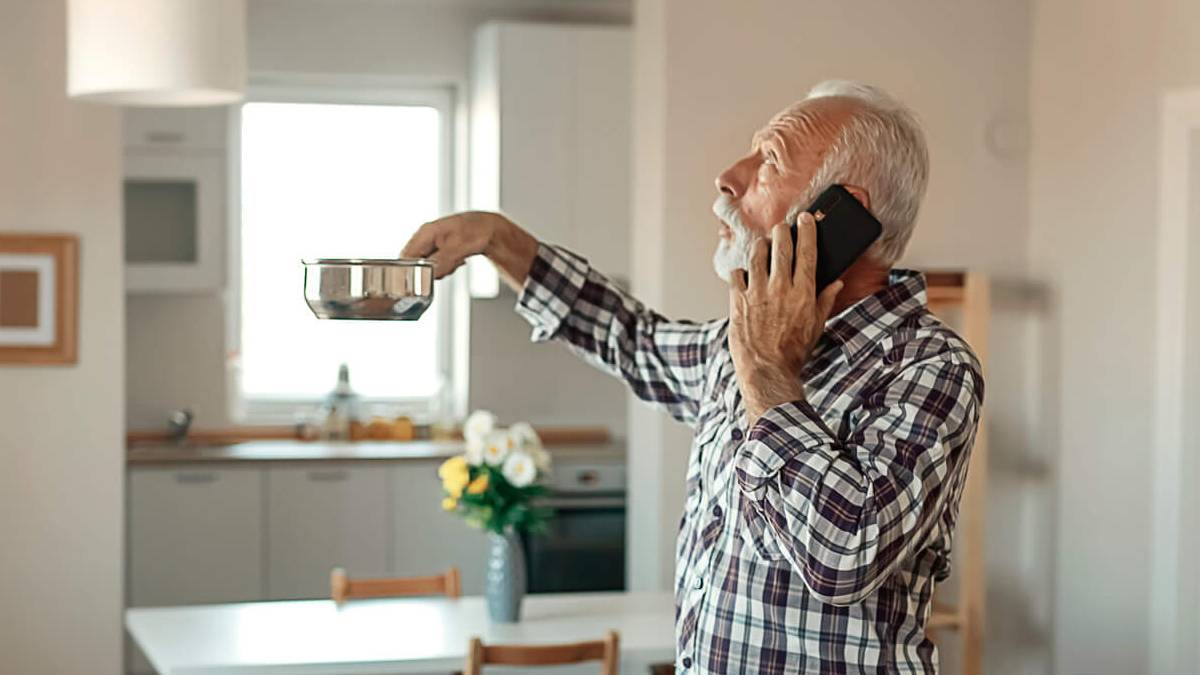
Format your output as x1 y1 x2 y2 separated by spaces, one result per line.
463 410 496 445
502 451 537 488
481 429 512 466
463 438 485 466
532 446 552 473
508 421 542 451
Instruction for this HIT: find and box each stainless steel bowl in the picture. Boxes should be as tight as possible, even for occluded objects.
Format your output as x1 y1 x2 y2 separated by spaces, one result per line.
302 258 435 321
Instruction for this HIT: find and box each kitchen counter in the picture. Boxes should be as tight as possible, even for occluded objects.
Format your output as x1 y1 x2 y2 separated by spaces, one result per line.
126 439 625 465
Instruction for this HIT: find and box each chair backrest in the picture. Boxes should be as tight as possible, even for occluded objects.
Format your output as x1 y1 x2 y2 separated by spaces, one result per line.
464 631 619 675
330 566 461 605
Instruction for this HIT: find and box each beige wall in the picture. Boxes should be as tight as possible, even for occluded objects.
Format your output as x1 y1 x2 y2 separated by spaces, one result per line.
0 1 124 673
1030 0 1200 672
628 0 1042 672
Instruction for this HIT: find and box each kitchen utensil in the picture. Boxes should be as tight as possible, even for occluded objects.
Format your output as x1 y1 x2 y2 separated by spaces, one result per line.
302 258 434 321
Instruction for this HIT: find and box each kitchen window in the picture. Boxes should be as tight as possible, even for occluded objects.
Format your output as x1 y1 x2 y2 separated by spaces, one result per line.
230 84 466 423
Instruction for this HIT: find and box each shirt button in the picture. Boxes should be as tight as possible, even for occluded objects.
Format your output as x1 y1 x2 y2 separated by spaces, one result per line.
693 576 704 590
712 504 723 518
683 657 693 669
731 428 744 441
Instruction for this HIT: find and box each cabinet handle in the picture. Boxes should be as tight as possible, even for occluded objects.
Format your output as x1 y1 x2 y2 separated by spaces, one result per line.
175 471 217 484
307 469 348 482
144 131 186 144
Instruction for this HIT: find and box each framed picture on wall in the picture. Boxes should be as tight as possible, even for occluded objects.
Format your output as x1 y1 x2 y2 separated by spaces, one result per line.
0 234 78 365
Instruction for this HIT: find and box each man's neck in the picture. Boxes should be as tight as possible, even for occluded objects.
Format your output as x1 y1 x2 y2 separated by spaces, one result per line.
830 258 891 317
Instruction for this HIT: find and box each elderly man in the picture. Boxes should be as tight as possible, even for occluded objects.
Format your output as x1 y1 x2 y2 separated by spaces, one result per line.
402 80 983 673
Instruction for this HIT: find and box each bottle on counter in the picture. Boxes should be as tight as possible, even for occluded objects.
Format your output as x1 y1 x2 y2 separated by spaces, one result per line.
319 363 362 441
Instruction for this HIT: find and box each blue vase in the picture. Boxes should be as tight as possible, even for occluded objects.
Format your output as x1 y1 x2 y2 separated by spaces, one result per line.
486 529 526 623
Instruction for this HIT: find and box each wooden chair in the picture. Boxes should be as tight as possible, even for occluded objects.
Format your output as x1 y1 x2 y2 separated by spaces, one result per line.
465 631 620 675
330 566 461 605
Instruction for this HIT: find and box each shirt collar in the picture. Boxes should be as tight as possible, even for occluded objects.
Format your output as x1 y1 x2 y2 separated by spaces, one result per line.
819 269 928 363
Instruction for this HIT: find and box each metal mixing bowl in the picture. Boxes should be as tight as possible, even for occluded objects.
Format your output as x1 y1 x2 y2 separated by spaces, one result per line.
302 258 435 321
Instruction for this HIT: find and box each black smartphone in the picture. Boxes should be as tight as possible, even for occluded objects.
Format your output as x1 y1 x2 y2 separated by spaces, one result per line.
766 184 883 291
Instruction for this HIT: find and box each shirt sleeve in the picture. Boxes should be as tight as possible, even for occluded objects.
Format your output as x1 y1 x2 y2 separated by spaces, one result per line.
733 353 983 606
515 243 724 427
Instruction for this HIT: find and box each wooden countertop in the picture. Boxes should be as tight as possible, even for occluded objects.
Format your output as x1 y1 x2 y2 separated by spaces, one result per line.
126 439 625 466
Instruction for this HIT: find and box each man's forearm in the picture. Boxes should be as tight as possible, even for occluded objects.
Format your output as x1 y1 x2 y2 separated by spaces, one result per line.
484 219 539 292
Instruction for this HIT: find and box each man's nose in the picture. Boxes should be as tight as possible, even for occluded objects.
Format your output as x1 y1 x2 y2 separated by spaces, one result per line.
715 163 744 198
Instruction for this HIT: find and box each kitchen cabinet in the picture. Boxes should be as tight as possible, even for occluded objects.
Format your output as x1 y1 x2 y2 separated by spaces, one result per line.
266 465 390 600
469 23 631 294
123 107 230 155
390 463 489 594
122 107 228 293
127 466 265 675
128 467 266 605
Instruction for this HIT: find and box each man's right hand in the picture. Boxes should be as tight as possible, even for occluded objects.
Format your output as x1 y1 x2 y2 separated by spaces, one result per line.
400 211 539 291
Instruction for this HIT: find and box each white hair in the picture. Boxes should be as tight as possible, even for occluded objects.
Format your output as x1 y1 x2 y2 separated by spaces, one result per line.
787 80 929 265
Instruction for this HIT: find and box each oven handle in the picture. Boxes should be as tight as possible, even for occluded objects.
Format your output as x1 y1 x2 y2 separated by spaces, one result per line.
536 496 626 510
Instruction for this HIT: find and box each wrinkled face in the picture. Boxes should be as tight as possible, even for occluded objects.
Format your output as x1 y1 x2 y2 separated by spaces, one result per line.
711 98 854 282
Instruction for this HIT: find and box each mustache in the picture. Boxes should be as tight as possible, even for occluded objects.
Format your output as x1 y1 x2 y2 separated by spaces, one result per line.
711 194 751 235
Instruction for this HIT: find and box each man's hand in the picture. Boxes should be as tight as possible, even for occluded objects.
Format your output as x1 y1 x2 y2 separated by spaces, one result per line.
400 211 538 291
729 212 843 424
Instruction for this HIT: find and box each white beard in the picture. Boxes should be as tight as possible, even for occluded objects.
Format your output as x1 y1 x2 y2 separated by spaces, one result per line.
711 194 756 283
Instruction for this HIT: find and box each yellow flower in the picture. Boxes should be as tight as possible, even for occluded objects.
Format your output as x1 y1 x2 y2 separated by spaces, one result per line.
438 456 468 480
439 456 470 498
466 473 490 495
441 497 458 511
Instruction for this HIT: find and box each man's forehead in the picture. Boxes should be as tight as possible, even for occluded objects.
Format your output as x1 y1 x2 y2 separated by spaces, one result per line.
752 97 856 149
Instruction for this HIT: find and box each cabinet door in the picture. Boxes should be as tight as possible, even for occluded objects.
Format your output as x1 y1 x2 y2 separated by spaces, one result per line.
128 467 265 606
123 107 228 154
266 464 390 600
392 463 488 594
123 153 224 293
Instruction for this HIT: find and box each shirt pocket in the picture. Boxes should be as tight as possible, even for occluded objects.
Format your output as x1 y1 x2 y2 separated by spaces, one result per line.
738 493 789 563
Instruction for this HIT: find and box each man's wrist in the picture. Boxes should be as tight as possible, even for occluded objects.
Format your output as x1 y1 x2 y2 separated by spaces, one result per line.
744 373 806 425
484 216 539 291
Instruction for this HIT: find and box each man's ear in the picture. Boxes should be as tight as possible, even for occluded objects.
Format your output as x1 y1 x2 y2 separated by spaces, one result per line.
841 185 871 212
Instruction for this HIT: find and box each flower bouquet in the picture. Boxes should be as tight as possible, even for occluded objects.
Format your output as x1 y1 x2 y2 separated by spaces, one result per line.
438 411 552 622
438 411 553 535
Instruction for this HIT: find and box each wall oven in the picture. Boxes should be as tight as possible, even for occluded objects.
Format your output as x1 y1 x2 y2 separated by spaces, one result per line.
523 457 626 593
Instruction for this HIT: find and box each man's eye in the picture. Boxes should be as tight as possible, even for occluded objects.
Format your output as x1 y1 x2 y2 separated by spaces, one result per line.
763 151 779 168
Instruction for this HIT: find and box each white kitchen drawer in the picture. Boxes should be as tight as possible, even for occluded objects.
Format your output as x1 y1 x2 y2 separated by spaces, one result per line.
128 467 265 606
123 107 230 155
266 464 390 600
391 463 488 594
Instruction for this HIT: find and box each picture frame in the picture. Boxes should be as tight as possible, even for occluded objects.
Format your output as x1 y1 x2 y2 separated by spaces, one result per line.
0 234 79 365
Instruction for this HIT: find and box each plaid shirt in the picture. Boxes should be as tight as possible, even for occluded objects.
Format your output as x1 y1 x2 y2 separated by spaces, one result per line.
516 244 984 674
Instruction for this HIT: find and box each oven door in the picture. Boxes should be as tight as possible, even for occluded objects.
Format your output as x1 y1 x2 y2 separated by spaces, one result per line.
524 494 626 593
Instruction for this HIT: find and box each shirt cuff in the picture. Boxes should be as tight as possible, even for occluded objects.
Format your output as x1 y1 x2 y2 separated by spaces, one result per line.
514 243 590 342
735 399 837 499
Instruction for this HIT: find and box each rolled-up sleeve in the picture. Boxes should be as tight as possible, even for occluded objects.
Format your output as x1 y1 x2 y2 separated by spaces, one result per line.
734 354 983 605
515 243 724 427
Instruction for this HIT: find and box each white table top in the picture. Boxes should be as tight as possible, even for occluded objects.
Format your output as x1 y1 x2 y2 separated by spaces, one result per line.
126 591 675 674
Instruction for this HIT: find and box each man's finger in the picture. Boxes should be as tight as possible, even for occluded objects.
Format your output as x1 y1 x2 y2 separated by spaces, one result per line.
815 280 844 323
768 221 792 289
748 236 769 292
427 250 465 280
401 222 438 259
795 212 818 280
729 266 749 293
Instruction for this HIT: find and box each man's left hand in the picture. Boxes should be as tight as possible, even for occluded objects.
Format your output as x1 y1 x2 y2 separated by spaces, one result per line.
728 212 843 424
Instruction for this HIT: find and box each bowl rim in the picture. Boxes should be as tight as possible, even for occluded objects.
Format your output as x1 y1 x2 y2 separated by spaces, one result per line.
301 258 434 267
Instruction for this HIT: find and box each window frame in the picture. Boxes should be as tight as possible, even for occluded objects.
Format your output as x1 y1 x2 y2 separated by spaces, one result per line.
225 75 468 425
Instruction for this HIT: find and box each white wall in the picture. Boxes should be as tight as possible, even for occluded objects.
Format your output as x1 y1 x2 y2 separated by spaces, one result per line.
628 0 1043 672
1030 1 1200 672
0 1 124 673
125 0 633 432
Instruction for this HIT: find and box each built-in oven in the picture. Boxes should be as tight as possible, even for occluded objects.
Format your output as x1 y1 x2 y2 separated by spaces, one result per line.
523 457 626 593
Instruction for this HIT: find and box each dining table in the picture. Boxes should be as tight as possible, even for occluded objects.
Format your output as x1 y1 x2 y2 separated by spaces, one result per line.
126 590 676 674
